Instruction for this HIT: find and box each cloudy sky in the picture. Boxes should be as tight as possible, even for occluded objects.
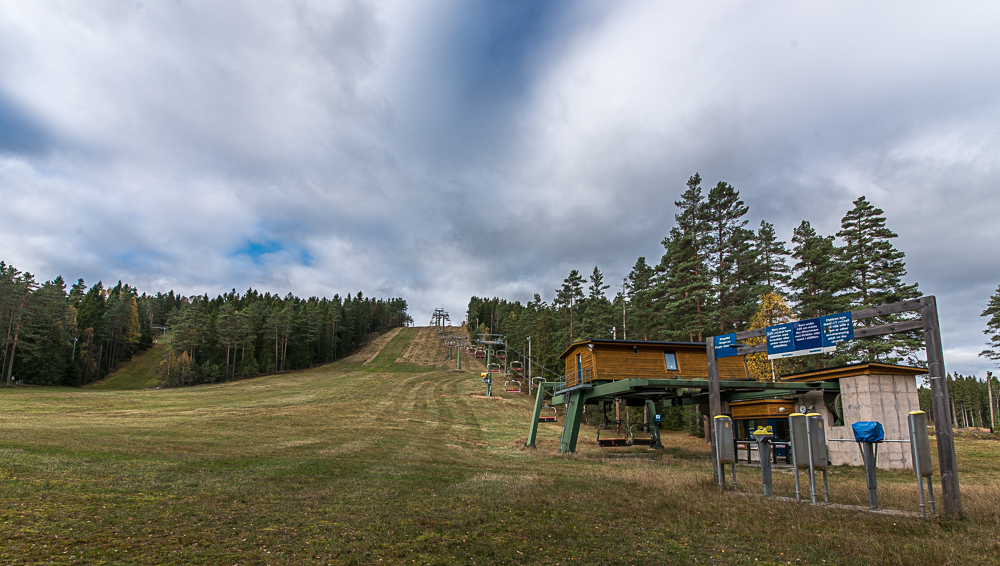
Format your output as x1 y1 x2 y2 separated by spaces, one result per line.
1 1 998 375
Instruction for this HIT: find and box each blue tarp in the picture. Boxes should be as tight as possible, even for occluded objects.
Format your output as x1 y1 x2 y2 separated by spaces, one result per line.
852 421 884 443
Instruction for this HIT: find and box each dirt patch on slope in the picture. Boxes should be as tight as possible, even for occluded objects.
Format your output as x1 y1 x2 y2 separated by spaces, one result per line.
344 327 403 364
396 326 485 372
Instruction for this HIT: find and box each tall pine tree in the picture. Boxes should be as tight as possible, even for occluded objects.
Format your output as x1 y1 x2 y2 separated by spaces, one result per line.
836 196 921 363
790 221 846 320
658 174 713 342
704 180 753 333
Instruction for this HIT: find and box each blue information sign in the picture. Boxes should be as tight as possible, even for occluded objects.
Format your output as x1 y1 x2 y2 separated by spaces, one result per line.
767 317 839 359
821 311 854 347
793 318 823 351
713 333 740 359
766 323 794 358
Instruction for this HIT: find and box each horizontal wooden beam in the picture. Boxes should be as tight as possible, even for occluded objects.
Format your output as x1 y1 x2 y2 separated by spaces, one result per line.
853 318 924 338
852 298 924 321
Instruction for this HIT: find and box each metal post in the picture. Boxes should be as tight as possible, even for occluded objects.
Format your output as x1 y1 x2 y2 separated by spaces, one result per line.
456 346 461 371
861 442 879 509
759 438 773 496
806 415 817 505
526 383 547 448
486 346 493 397
646 400 663 449
558 390 586 453
790 418 802 502
822 469 829 503
527 337 532 391
927 476 936 515
706 339 723 487
921 296 961 518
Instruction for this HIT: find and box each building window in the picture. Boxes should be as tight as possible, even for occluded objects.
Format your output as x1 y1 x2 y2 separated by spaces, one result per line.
664 351 678 371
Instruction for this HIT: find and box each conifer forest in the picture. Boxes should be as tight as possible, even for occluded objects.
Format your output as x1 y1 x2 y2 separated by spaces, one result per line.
0 266 411 387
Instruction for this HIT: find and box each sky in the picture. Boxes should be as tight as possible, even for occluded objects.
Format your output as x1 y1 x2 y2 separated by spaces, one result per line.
1 1 999 376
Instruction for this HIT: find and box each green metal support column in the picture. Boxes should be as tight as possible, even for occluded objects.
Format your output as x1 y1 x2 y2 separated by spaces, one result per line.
525 383 548 448
559 390 586 453
456 347 461 370
646 399 663 449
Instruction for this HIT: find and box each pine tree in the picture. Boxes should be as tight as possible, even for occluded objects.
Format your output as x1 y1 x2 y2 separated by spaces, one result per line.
790 221 847 320
581 267 611 339
705 180 751 333
658 174 713 342
626 258 656 340
836 197 921 363
555 270 585 343
981 284 1000 365
755 220 792 295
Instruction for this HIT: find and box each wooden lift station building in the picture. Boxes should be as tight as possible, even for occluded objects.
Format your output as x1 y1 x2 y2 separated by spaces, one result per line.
538 339 926 470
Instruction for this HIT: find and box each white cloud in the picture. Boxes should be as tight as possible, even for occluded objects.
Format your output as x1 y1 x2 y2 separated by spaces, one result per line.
0 1 999 374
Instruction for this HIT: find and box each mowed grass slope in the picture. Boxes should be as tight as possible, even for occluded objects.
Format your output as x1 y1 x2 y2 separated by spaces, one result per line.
0 326 998 565
86 338 166 390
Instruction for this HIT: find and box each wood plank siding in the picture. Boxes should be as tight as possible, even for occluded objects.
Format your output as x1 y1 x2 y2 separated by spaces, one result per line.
729 400 796 419
560 339 748 387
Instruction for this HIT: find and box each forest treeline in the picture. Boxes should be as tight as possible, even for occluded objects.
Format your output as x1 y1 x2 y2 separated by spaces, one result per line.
918 372 999 428
0 263 411 387
468 174 924 382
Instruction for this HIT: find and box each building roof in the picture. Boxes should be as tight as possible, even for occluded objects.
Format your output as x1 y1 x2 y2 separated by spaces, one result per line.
558 338 706 359
780 361 927 382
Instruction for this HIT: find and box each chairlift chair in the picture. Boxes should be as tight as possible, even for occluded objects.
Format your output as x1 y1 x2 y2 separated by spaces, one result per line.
509 361 523 373
504 380 521 393
628 424 657 446
596 400 629 447
487 363 501 374
538 405 557 423
496 349 507 360
475 348 487 359
597 422 629 447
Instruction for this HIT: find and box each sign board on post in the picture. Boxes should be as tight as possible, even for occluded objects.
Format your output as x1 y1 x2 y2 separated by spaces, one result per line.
767 314 851 360
713 333 740 358
820 312 854 347
766 323 794 358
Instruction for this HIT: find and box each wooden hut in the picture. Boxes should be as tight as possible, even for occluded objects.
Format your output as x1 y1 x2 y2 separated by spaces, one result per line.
559 339 749 387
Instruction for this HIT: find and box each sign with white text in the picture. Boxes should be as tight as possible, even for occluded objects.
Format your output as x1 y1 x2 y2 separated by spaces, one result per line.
713 333 740 358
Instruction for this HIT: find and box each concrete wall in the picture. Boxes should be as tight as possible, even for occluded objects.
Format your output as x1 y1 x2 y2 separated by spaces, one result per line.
808 373 920 470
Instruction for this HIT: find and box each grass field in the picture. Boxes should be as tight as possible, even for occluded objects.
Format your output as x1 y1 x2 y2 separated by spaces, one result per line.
1 327 999 565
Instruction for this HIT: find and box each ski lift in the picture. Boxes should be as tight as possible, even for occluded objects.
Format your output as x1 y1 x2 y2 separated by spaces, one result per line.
509 361 523 373
597 422 629 447
487 363 501 374
597 401 628 447
538 405 557 423
475 348 487 359
628 424 657 447
504 380 521 393
496 349 507 360
531 376 544 390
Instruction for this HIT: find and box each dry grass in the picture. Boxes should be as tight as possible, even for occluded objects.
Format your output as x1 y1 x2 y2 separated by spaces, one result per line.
1 327 998 565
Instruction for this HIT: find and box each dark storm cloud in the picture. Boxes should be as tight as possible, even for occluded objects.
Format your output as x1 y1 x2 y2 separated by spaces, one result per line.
0 1 998 374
